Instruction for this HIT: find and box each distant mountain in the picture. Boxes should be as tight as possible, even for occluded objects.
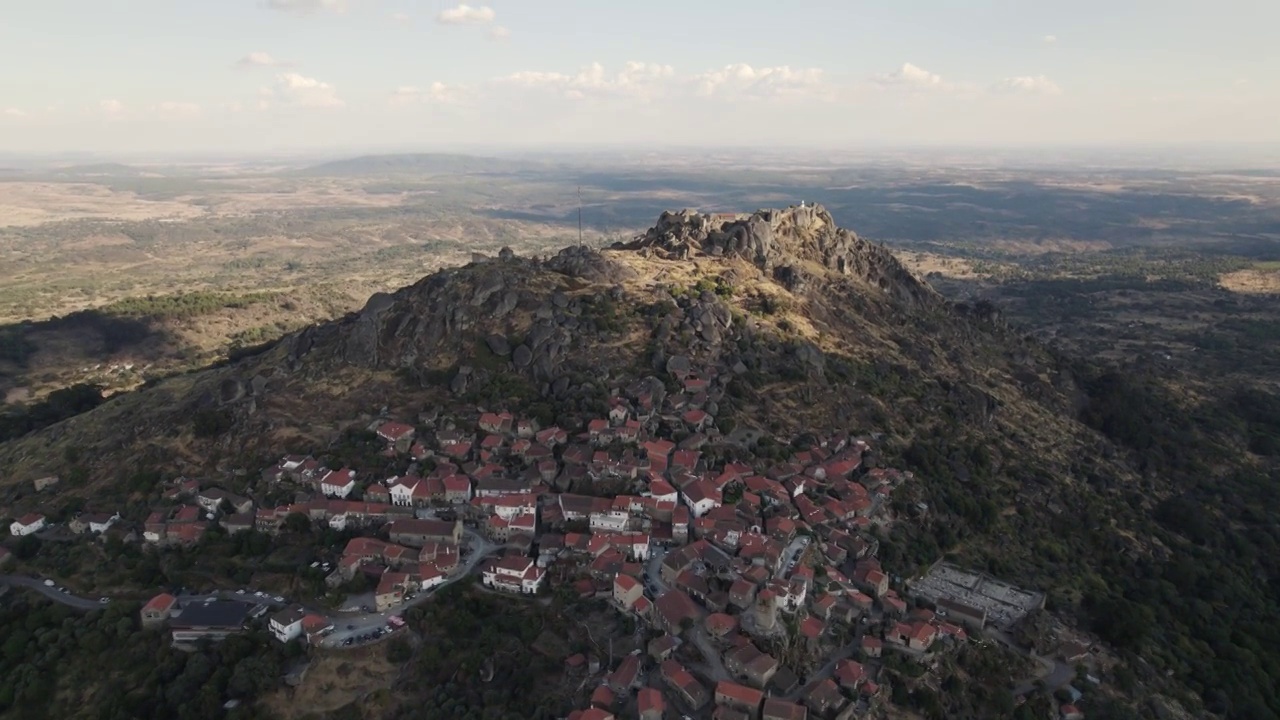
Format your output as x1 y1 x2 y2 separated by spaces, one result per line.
293 153 545 177
50 162 148 177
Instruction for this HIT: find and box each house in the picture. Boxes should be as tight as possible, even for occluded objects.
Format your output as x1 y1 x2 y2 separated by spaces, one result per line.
482 554 546 594
607 655 642 694
141 593 178 627
375 572 413 611
33 475 60 492
442 475 472 503
9 513 46 536
648 635 681 663
715 681 764 719
762 698 807 720
377 421 416 445
860 636 882 658
832 659 864 691
654 589 703 635
222 513 255 534
1061 705 1085 720
661 660 711 710
387 518 462 547
196 489 253 515
269 605 307 643
320 468 358 498
169 600 249 645
302 614 334 644
637 687 665 720
801 679 845 718
725 643 779 689
591 685 616 710
613 574 644 611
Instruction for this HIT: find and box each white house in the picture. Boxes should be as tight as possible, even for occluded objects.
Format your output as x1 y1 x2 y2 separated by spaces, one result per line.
388 477 422 507
680 481 722 519
9 513 47 537
418 565 447 591
320 469 357 499
328 513 348 531
88 513 120 534
482 555 546 594
269 605 307 643
590 511 629 533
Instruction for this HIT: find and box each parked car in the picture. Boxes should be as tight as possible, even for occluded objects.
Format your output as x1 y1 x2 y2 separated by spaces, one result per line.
273 596 284 603
98 597 109 604
43 579 55 587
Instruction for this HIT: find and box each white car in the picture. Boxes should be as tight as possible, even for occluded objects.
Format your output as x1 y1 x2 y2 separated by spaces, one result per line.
236 589 245 595
273 596 285 603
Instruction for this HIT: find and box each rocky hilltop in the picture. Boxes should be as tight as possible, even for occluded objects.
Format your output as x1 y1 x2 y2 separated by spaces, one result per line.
622 204 939 305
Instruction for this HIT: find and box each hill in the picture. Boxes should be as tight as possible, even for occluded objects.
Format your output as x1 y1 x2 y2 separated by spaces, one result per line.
1 205 1277 719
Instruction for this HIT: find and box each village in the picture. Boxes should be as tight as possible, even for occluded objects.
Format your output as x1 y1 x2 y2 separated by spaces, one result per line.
3 361 1089 720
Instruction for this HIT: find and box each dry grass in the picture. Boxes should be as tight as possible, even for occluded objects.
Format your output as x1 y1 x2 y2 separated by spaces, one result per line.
261 646 400 720
1219 268 1280 295
0 182 206 226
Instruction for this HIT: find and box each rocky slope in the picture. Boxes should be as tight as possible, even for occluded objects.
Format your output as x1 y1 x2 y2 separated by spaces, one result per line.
0 204 1090 487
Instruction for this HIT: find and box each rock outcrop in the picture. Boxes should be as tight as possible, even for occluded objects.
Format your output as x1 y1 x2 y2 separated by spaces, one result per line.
618 204 939 306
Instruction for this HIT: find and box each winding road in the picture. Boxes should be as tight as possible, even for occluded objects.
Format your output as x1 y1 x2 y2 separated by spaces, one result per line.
0 574 109 610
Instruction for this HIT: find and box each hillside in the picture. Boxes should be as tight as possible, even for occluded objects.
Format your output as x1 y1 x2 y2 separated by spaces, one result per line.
1 205 1277 719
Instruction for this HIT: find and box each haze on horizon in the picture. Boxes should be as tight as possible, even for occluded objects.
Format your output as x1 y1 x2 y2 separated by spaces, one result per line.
1 0 1278 155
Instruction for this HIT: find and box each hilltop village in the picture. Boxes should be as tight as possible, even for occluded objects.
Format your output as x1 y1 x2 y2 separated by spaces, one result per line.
4 356 1071 720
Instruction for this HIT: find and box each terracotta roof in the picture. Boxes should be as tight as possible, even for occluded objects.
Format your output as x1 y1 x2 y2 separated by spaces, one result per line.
143 593 177 613
716 680 764 707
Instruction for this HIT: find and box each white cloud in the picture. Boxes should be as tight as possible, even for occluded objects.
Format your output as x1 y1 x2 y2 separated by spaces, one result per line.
389 82 467 106
236 51 288 69
1043 34 1057 44
437 4 495 25
151 101 202 119
2 108 27 118
264 73 345 108
489 25 510 40
694 64 827 99
876 62 950 90
261 0 346 13
99 99 125 119
499 61 676 102
995 75 1062 95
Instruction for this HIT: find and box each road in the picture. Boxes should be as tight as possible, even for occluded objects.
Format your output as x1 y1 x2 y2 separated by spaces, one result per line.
317 528 502 648
644 546 669 597
777 537 811 579
987 628 1074 695
688 625 730 684
0 575 109 610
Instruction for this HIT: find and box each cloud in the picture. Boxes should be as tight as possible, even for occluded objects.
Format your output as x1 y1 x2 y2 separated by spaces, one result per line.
499 61 676 102
261 0 346 13
99 99 125 119
390 12 411 23
994 75 1062 95
264 73 345 108
389 82 467 106
1043 34 1057 44
437 4 495 24
151 101 202 119
694 64 827 99
488 25 510 40
2 108 27 118
876 62 949 90
236 51 289 69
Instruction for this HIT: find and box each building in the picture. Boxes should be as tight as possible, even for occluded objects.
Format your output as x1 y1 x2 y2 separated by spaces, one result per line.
637 687 665 720
9 513 46 536
377 421 416 444
33 475 60 492
482 555 546 594
169 600 249 645
376 572 413 611
716 681 764 719
661 659 711 710
269 605 308 643
320 469 358 498
654 589 703 635
388 518 462 547
141 593 178 628
762 698 807 720
613 574 644 611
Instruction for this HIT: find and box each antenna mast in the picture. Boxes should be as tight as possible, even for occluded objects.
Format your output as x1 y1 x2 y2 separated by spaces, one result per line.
577 185 583 246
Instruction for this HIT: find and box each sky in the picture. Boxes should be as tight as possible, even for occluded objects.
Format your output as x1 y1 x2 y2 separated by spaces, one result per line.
1 0 1278 155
